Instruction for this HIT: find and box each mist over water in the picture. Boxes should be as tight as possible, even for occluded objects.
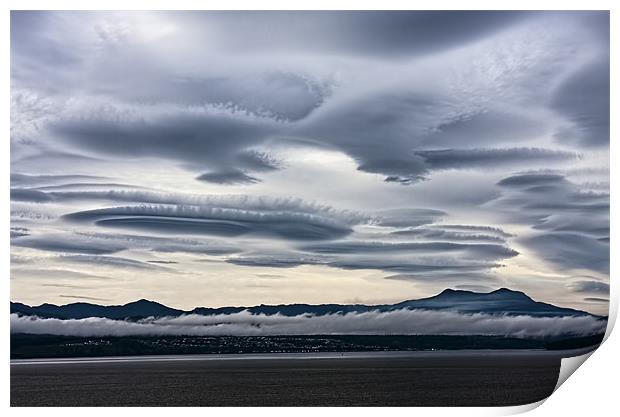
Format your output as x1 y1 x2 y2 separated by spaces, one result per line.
11 308 606 338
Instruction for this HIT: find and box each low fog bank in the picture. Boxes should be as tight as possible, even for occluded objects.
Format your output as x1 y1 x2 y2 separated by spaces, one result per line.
10 308 607 338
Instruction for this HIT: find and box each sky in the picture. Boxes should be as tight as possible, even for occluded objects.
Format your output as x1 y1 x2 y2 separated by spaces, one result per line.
10 11 610 315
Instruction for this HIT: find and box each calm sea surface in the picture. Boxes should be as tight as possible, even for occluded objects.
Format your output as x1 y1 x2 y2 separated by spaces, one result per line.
11 349 593 407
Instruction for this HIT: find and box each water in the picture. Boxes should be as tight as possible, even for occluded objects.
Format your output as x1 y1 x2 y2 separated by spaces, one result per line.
11 349 593 406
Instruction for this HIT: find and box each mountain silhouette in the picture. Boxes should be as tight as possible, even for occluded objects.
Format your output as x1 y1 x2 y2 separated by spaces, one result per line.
10 288 597 320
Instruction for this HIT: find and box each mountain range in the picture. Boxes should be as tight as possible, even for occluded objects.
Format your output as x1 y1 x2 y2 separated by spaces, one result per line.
10 288 600 320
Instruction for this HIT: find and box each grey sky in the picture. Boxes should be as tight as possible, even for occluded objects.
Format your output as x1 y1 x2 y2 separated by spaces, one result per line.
10 11 609 314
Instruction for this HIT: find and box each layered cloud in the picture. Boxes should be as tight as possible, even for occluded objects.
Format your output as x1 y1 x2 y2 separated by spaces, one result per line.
10 11 609 313
11 309 606 338
11 12 609 183
488 173 609 274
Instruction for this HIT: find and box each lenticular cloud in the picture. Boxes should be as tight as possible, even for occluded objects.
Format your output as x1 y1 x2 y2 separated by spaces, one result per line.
11 309 606 338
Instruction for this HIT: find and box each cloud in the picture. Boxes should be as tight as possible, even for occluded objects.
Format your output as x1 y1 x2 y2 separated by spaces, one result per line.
35 182 152 192
10 268 112 281
47 100 285 181
11 12 608 187
584 298 609 303
10 227 30 238
415 148 577 170
9 11 609 311
522 233 609 274
330 259 501 275
430 224 514 238
41 190 364 221
13 230 242 257
226 244 511 275
373 208 446 228
569 280 610 295
10 173 107 187
227 254 326 268
11 233 127 255
59 255 168 270
388 228 505 243
64 203 360 241
551 56 609 147
59 295 111 302
196 169 261 185
10 309 606 338
490 173 609 274
184 11 529 58
300 241 518 260
10 188 53 203
385 272 497 283
497 173 567 188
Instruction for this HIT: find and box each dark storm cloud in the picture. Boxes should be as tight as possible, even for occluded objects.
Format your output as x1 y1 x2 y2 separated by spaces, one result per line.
415 148 577 170
569 280 610 295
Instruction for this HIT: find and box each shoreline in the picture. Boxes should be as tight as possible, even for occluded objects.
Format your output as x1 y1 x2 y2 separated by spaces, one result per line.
11 346 599 366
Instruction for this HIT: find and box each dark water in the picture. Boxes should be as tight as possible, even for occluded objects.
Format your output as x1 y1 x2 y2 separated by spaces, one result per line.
11 350 583 407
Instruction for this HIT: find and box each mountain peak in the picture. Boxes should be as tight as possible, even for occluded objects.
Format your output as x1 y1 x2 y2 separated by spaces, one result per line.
434 288 475 298
11 287 594 320
130 299 161 306
489 288 532 300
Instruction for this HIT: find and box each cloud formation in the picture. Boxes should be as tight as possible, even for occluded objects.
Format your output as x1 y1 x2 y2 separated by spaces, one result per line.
490 173 609 274
10 11 609 315
11 310 606 338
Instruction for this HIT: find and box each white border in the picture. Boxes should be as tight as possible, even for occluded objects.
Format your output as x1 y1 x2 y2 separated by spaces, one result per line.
2 1 617 415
